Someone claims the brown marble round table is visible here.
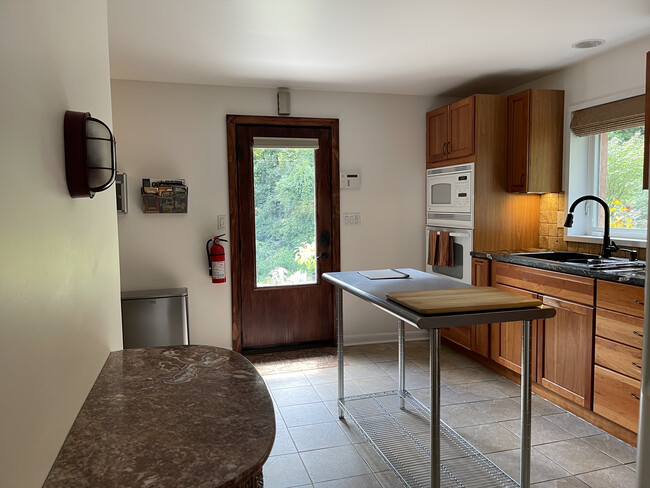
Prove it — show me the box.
[44,346,275,487]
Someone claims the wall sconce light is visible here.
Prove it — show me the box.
[64,110,117,198]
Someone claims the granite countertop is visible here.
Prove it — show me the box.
[44,345,275,488]
[472,249,645,287]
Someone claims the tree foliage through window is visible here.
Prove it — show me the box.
[253,148,317,286]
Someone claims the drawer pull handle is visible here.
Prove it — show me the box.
[634,299,644,305]
[631,393,640,401]
[633,362,642,369]
[634,331,644,338]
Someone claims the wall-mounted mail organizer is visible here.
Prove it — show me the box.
[141,179,188,213]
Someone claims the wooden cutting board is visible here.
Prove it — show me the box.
[386,287,542,315]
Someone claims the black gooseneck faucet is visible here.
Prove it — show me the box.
[564,195,618,258]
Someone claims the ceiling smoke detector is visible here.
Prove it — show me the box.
[572,38,606,49]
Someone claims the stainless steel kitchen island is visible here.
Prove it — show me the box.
[322,268,556,488]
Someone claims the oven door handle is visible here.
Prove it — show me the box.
[449,232,470,238]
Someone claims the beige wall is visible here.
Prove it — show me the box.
[0,2,122,486]
[111,81,448,346]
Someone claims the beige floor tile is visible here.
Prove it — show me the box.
[485,447,571,484]
[581,434,637,464]
[441,366,502,385]
[265,371,312,390]
[273,385,323,407]
[544,412,604,438]
[576,465,637,488]
[513,394,566,416]
[280,402,335,427]
[353,376,399,395]
[313,473,382,488]
[472,398,522,422]
[531,476,589,487]
[270,427,298,456]
[440,402,496,428]
[264,453,312,488]
[535,438,619,475]
[454,423,521,453]
[300,445,372,483]
[499,416,574,445]
[448,381,509,402]
[289,421,352,451]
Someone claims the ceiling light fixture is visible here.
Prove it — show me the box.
[572,38,606,49]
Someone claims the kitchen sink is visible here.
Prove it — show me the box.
[510,251,646,270]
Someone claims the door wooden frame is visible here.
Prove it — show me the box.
[226,115,340,352]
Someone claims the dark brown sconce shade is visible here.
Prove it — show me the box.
[64,110,116,198]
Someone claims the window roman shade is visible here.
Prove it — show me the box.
[570,94,645,137]
[252,137,319,149]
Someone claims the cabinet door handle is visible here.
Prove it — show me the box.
[634,299,644,305]
[631,393,640,401]
[634,331,644,338]
[632,362,642,369]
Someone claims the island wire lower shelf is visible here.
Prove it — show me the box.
[341,391,518,488]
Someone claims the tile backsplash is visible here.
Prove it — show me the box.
[539,193,646,260]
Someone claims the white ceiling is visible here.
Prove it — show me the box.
[107,0,650,97]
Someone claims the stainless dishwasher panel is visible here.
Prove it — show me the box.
[121,288,189,349]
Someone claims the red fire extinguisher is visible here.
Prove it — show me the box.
[206,234,227,283]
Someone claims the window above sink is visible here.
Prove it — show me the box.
[566,93,647,247]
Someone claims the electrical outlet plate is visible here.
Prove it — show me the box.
[343,212,361,226]
[217,215,226,230]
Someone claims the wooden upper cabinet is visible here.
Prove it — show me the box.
[448,97,475,159]
[426,96,475,163]
[426,106,449,163]
[507,89,564,193]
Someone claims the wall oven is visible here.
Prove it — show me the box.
[425,226,473,284]
[426,163,474,228]
[425,162,475,284]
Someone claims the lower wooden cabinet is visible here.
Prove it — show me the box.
[538,295,594,409]
[491,262,595,409]
[440,257,490,356]
[593,365,640,433]
[593,279,644,434]
[490,283,539,380]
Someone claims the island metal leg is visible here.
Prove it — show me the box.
[520,319,532,488]
[398,319,405,409]
[430,328,441,488]
[336,287,345,419]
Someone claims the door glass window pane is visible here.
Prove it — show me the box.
[253,147,317,287]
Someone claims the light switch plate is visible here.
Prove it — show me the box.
[343,212,361,226]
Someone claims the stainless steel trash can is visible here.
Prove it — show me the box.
[120,288,189,349]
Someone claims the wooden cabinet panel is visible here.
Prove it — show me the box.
[596,280,645,317]
[490,283,538,379]
[425,96,474,163]
[595,308,644,349]
[594,365,640,433]
[595,336,642,381]
[448,97,474,159]
[507,90,530,192]
[507,89,563,193]
[493,261,595,305]
[426,106,448,163]
[539,295,594,409]
[441,326,472,350]
[471,257,490,357]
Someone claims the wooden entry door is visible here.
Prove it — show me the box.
[227,115,340,352]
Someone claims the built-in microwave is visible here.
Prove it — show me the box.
[426,162,474,228]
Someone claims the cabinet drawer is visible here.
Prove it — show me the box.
[595,308,644,349]
[593,365,640,433]
[493,261,594,305]
[597,280,645,317]
[594,336,642,381]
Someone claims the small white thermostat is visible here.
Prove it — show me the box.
[340,171,361,189]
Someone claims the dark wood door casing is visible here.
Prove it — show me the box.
[226,115,340,352]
